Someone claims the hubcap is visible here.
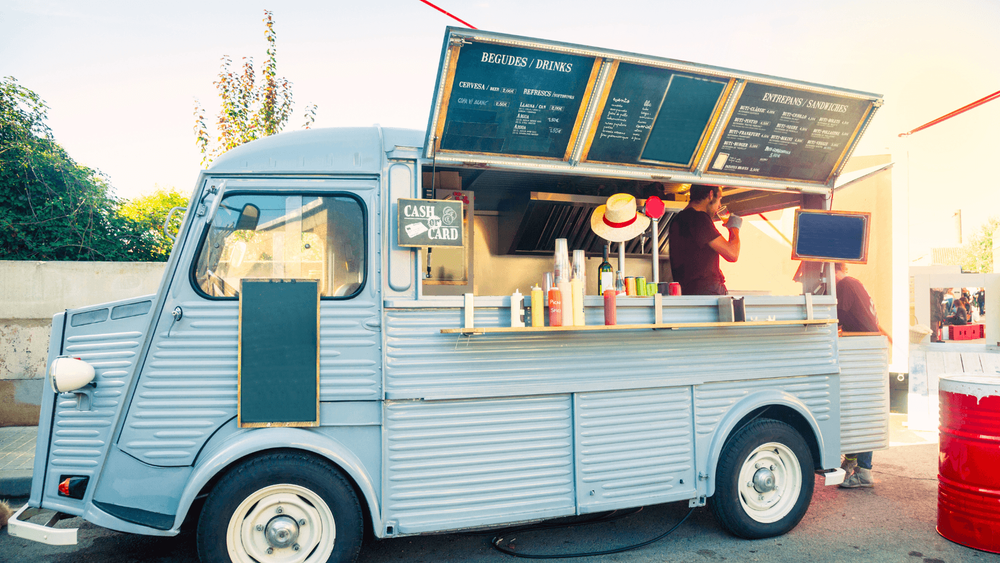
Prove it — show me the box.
[226,485,336,563]
[265,515,300,548]
[737,442,802,524]
[752,468,776,493]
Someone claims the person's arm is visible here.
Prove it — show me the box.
[708,226,740,262]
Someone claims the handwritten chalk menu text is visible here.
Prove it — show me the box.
[709,83,871,183]
[397,199,464,248]
[439,43,595,158]
[586,64,727,167]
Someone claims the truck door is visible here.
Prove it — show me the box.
[114,180,381,470]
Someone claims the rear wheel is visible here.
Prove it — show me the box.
[709,419,814,539]
[197,452,363,563]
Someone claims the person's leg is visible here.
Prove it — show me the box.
[840,451,874,488]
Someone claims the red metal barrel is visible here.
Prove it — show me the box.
[938,375,1000,553]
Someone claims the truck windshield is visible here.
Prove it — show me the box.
[193,193,366,298]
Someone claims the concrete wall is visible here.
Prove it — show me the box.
[0,261,166,425]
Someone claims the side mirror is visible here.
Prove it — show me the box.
[236,204,260,231]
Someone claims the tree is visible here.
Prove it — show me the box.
[194,10,317,167]
[118,185,189,260]
[958,216,1000,273]
[1,77,162,261]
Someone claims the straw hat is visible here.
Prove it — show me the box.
[590,193,651,242]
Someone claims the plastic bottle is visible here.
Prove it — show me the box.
[548,285,562,327]
[530,285,544,327]
[571,277,585,326]
[510,289,524,327]
[604,289,617,325]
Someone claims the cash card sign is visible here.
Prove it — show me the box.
[397,198,464,248]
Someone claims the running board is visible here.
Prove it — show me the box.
[816,468,847,486]
[8,503,78,546]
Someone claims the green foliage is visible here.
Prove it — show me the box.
[118,185,189,260]
[1,76,165,261]
[959,216,1000,273]
[194,10,317,167]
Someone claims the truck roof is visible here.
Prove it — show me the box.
[208,127,424,176]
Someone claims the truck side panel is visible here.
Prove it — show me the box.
[383,297,839,401]
[838,335,890,454]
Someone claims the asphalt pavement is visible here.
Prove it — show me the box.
[2,416,998,563]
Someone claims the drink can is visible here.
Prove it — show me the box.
[625,277,636,296]
[647,282,658,296]
[636,276,646,296]
[668,282,681,296]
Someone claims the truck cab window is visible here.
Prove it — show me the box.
[194,194,366,298]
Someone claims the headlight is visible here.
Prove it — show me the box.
[49,357,95,393]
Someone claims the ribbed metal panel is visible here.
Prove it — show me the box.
[575,388,696,511]
[384,396,575,534]
[119,300,382,465]
[41,300,150,511]
[694,375,835,438]
[384,303,838,400]
[838,336,889,453]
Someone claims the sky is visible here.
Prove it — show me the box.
[3,0,999,261]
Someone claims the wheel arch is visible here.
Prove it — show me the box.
[171,427,381,536]
[704,390,825,498]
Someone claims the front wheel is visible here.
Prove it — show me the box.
[197,451,363,563]
[709,419,814,539]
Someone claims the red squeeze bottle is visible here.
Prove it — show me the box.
[603,289,617,325]
[548,287,562,327]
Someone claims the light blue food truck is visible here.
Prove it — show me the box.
[11,28,889,563]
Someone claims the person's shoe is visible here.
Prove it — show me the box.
[839,467,874,488]
[841,456,858,477]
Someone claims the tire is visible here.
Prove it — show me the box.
[197,451,363,563]
[709,419,814,539]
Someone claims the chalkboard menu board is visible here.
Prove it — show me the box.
[239,279,319,427]
[586,64,728,166]
[792,210,870,263]
[708,83,871,183]
[438,42,596,158]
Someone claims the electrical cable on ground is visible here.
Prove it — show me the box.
[490,506,696,559]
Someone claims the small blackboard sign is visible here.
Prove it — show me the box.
[792,210,870,263]
[398,198,464,247]
[708,83,872,183]
[437,42,596,159]
[239,279,319,427]
[586,64,727,167]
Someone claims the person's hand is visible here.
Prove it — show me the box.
[725,214,742,230]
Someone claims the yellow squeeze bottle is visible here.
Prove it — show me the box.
[531,285,544,327]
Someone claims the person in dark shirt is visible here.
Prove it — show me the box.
[668,185,741,295]
[835,261,891,489]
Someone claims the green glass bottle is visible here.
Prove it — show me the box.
[597,244,614,295]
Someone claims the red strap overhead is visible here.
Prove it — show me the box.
[899,89,1000,137]
[418,0,477,29]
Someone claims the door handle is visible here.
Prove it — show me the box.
[363,318,380,331]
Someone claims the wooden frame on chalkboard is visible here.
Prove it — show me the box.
[791,209,870,264]
[429,36,603,162]
[704,81,880,186]
[579,60,735,170]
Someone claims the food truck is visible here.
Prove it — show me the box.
[11,28,889,563]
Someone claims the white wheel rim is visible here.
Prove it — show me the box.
[227,484,336,563]
[736,441,802,524]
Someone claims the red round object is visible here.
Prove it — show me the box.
[643,196,665,220]
[938,375,1000,554]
